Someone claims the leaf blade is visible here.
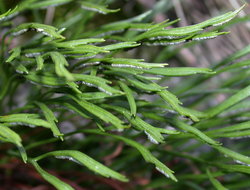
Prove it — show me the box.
[34,150,128,182]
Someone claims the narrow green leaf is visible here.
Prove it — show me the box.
[135,26,201,42]
[215,44,250,69]
[26,73,68,87]
[159,90,199,121]
[0,114,51,128]
[50,52,74,81]
[104,58,167,69]
[209,130,250,139]
[73,74,123,95]
[129,22,162,31]
[135,5,244,43]
[218,164,250,175]
[17,146,28,164]
[119,81,137,116]
[30,0,72,9]
[0,124,22,146]
[174,45,250,95]
[77,92,122,100]
[206,85,250,117]
[35,55,44,71]
[224,100,250,114]
[106,67,144,75]
[132,116,175,144]
[80,2,120,14]
[0,76,15,100]
[0,124,27,163]
[213,146,250,165]
[26,72,122,95]
[84,22,129,37]
[144,38,187,46]
[206,121,250,134]
[192,31,228,41]
[196,4,245,27]
[82,129,178,181]
[54,38,105,48]
[10,23,65,39]
[173,118,221,146]
[67,81,82,94]
[34,150,128,182]
[0,6,18,22]
[103,105,179,144]
[127,77,165,92]
[15,63,29,74]
[103,42,140,51]
[145,67,215,76]
[206,169,228,190]
[61,45,108,54]
[6,47,21,63]
[35,102,63,140]
[69,95,127,130]
[62,102,91,119]
[22,48,51,58]
[216,60,250,74]
[31,160,74,190]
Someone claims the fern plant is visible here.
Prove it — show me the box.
[0,0,250,189]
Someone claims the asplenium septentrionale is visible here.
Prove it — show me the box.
[0,0,250,189]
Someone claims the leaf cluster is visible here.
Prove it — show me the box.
[0,0,249,189]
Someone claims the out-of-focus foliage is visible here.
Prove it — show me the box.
[0,0,249,189]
